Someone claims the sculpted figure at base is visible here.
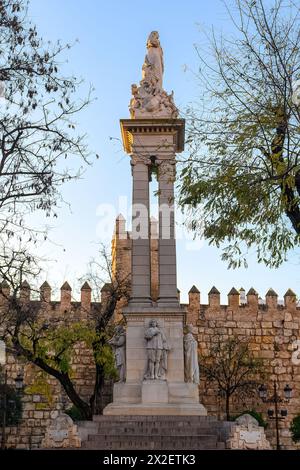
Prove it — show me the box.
[144,319,170,380]
[108,325,126,382]
[129,31,178,119]
[184,324,200,384]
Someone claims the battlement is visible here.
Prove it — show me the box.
[187,285,298,311]
[186,285,299,326]
[111,215,299,317]
[0,280,110,319]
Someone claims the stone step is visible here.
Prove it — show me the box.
[78,415,229,450]
[83,443,221,450]
[82,435,219,450]
[87,433,217,440]
[92,415,218,423]
[79,421,220,430]
[83,426,219,435]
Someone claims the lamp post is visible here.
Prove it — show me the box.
[258,381,292,450]
[15,373,24,394]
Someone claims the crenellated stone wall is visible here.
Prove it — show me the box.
[0,281,112,449]
[185,285,300,450]
[111,215,300,449]
[1,215,300,449]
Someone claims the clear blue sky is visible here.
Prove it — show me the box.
[26,0,300,302]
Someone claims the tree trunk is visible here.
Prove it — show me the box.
[270,111,300,235]
[225,393,230,421]
[90,333,107,415]
[12,338,92,420]
[59,373,92,420]
[90,364,105,415]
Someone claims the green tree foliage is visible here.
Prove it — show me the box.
[0,366,22,426]
[290,414,300,442]
[200,335,266,420]
[179,0,300,267]
[0,246,129,420]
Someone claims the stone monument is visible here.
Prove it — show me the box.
[103,31,206,415]
[184,324,200,384]
[108,325,126,382]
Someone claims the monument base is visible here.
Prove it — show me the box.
[103,402,207,416]
[103,306,207,417]
[103,380,207,416]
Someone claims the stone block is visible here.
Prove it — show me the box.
[113,382,141,404]
[103,402,207,416]
[168,382,199,404]
[142,380,168,403]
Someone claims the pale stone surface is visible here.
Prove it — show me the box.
[184,324,200,384]
[113,382,141,403]
[108,325,126,382]
[142,380,168,403]
[157,161,178,306]
[41,414,81,448]
[226,418,271,450]
[168,382,199,404]
[103,403,207,416]
[130,159,152,306]
[236,413,259,428]
[129,32,178,119]
[144,319,170,380]
[122,309,186,384]
[103,308,207,416]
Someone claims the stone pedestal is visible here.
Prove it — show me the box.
[103,307,207,416]
[104,33,207,417]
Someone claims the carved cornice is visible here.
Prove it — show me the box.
[120,118,185,154]
[124,315,185,323]
[123,308,186,323]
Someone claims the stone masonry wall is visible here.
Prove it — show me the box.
[112,216,300,450]
[186,286,300,450]
[0,283,112,449]
[2,215,300,449]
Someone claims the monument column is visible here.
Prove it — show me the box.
[130,156,152,306]
[103,31,206,416]
[157,159,178,306]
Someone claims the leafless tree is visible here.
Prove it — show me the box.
[0,244,130,419]
[180,0,300,268]
[200,335,265,419]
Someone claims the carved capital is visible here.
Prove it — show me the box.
[130,154,152,167]
[157,159,176,181]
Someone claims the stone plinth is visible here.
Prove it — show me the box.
[142,380,168,403]
[103,402,207,416]
[103,306,207,416]
[123,307,185,383]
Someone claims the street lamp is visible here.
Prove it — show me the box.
[14,373,24,393]
[258,381,292,450]
[258,384,267,400]
[283,384,292,400]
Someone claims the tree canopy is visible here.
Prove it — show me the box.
[200,335,265,419]
[179,0,300,268]
[0,0,91,272]
[0,245,130,419]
